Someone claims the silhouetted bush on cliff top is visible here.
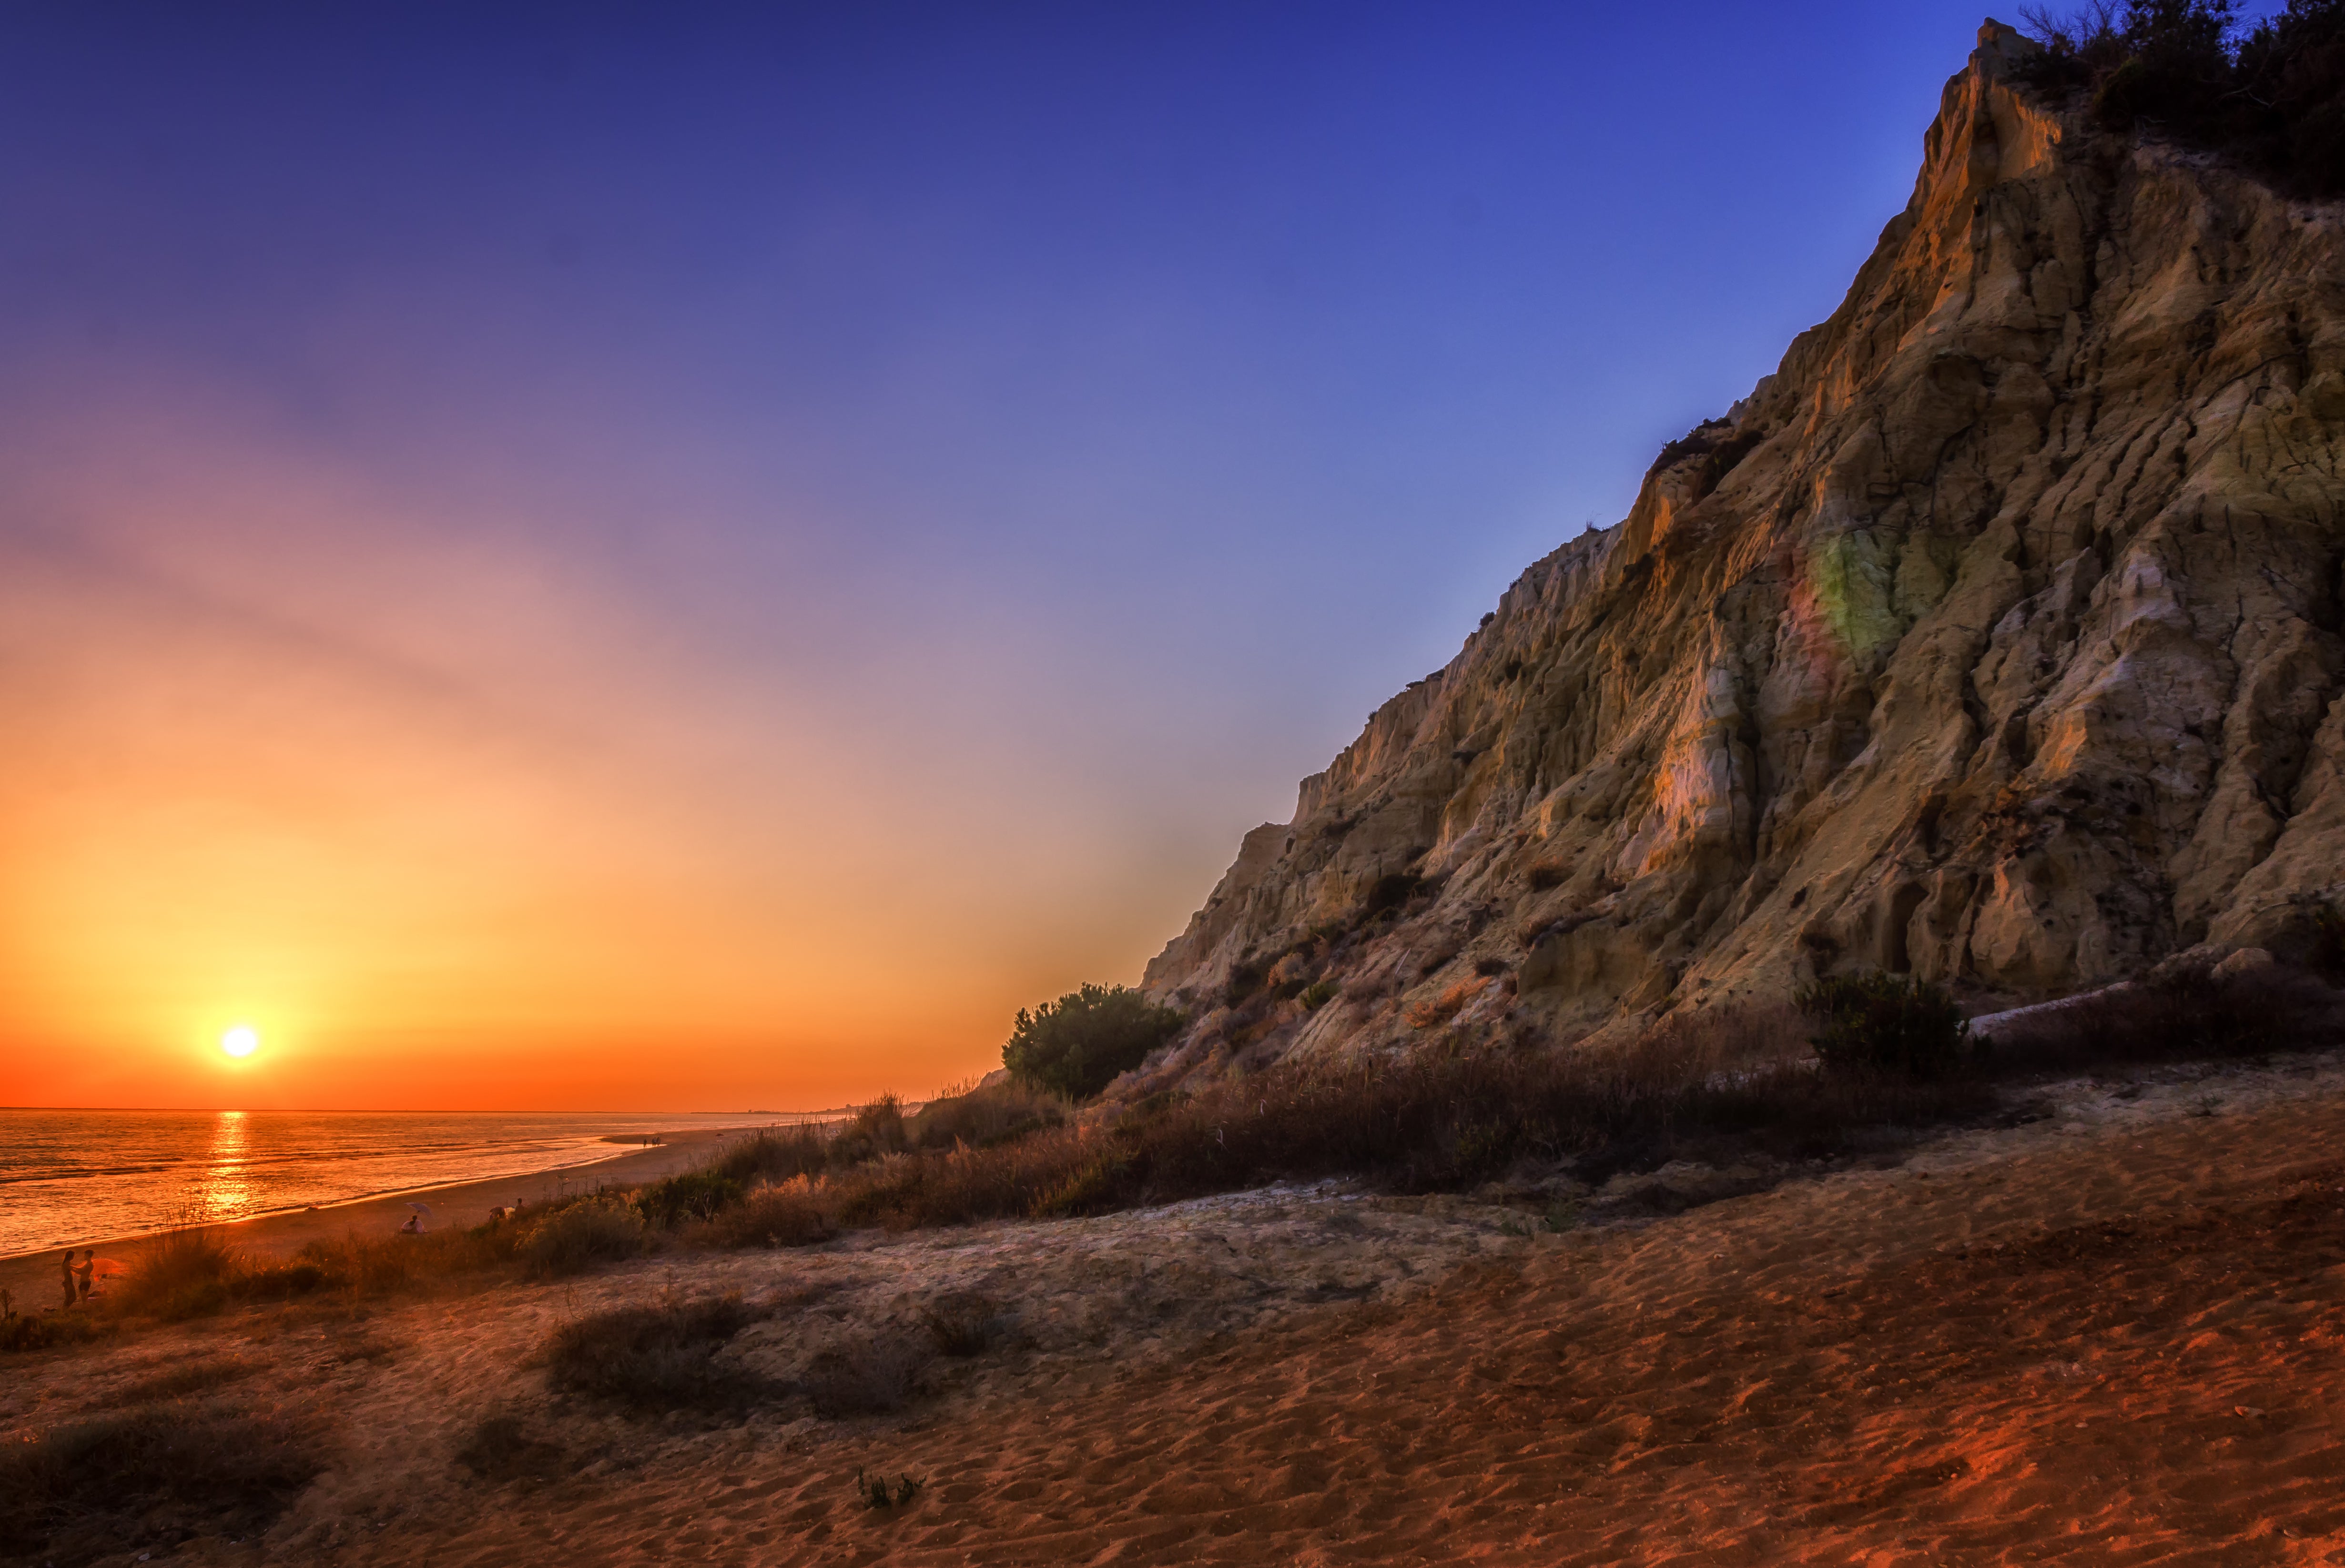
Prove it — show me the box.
[2018,0,2345,196]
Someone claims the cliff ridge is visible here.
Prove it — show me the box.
[1137,21,2345,1087]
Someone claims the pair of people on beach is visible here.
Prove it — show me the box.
[59,1248,95,1307]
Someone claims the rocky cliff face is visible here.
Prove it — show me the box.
[1134,21,2345,1087]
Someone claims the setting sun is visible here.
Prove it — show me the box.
[221,1024,259,1058]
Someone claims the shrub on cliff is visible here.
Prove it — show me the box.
[1796,972,1975,1079]
[1003,984,1184,1101]
[907,1078,1065,1150]
[2019,0,2345,196]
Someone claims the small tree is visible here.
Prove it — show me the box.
[1003,984,1185,1101]
[1795,972,1974,1079]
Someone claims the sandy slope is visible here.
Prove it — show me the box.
[9,1059,2345,1566]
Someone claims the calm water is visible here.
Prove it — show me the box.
[0,1109,816,1258]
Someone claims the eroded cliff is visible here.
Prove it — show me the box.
[1133,21,2345,1088]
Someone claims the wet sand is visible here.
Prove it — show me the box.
[0,1128,751,1313]
[7,1054,2345,1564]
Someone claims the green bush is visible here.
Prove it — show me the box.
[1300,980,1340,1012]
[1796,972,1975,1079]
[1002,983,1184,1101]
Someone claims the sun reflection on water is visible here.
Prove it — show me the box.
[201,1110,253,1218]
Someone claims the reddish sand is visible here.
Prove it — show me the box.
[7,1065,2345,1565]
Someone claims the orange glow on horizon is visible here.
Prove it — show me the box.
[0,404,1226,1114]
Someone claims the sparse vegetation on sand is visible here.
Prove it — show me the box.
[16,966,2331,1360]
[682,966,2337,1239]
[544,1291,780,1414]
[454,1412,569,1483]
[0,1408,323,1563]
[854,1467,925,1510]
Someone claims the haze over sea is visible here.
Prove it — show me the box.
[0,1109,814,1259]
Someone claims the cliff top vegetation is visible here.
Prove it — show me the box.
[2017,0,2345,194]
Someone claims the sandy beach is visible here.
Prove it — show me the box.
[7,1054,2345,1564]
[0,1128,754,1317]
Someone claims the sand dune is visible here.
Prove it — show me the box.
[8,1056,2345,1565]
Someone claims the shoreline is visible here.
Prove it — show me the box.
[0,1126,763,1310]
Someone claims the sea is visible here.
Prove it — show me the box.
[0,1109,826,1259]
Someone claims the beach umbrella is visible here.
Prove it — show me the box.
[407,1202,434,1216]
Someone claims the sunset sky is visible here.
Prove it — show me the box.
[0,3,2286,1112]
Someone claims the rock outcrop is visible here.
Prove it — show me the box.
[1135,20,2345,1087]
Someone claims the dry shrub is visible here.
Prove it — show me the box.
[728,999,1994,1233]
[1994,968,2339,1068]
[454,1412,568,1482]
[711,1123,838,1185]
[292,1220,518,1297]
[695,1177,832,1248]
[1406,978,1489,1029]
[824,1124,1109,1228]
[0,1309,112,1355]
[633,1170,746,1231]
[917,1292,1005,1357]
[515,1195,648,1277]
[907,1079,1067,1151]
[0,1408,323,1563]
[683,974,2336,1246]
[805,1334,930,1416]
[544,1293,775,1414]
[113,1224,245,1321]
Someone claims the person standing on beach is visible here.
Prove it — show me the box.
[73,1250,96,1304]
[60,1249,77,1309]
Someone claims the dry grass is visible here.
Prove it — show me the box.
[805,1333,931,1417]
[102,1357,256,1407]
[692,1176,832,1248]
[686,975,2340,1241]
[0,1408,324,1564]
[0,1308,113,1355]
[695,1002,1995,1235]
[1991,969,2340,1070]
